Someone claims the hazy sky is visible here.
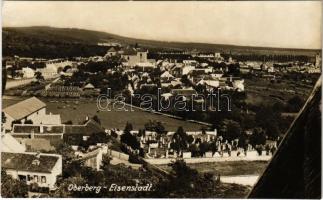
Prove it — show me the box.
[3,1,322,49]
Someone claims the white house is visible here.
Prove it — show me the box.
[182,65,196,75]
[46,60,73,71]
[197,79,220,91]
[22,67,35,78]
[1,152,62,190]
[160,71,174,81]
[79,147,106,171]
[3,97,46,130]
[214,52,222,59]
[232,79,245,92]
[121,47,148,66]
[105,47,118,57]
[3,97,61,130]
[37,65,57,78]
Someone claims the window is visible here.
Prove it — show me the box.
[41,176,46,183]
[34,175,39,182]
[18,175,27,182]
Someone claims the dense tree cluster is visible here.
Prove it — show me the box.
[1,171,28,198]
[120,122,140,150]
[155,159,249,198]
[144,120,166,135]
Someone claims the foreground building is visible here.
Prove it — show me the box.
[3,97,61,130]
[2,152,62,190]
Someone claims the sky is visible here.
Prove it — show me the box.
[2,1,322,49]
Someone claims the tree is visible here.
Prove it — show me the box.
[144,120,166,135]
[287,95,304,112]
[100,154,112,170]
[238,132,248,148]
[86,132,109,146]
[2,67,7,94]
[1,171,28,197]
[56,143,76,177]
[124,122,133,132]
[219,119,241,142]
[265,121,281,140]
[227,63,240,76]
[250,127,267,147]
[255,105,282,139]
[1,112,6,132]
[180,75,192,87]
[171,127,189,154]
[120,122,140,150]
[154,160,219,197]
[63,65,72,72]
[272,101,285,113]
[92,115,101,125]
[2,112,6,124]
[63,120,73,125]
[34,71,44,81]
[199,141,210,156]
[57,67,64,74]
[189,143,199,157]
[53,176,87,198]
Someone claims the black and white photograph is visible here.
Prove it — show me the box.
[1,1,322,198]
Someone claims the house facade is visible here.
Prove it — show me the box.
[2,152,62,190]
[3,97,47,130]
[121,47,148,66]
[22,67,35,78]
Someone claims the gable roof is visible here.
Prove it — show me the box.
[84,83,95,89]
[161,71,174,78]
[3,97,46,120]
[171,88,197,96]
[107,47,117,52]
[123,47,137,55]
[1,134,26,153]
[136,47,147,52]
[64,119,104,135]
[1,152,60,173]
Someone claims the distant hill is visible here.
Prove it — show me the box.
[3,26,320,58]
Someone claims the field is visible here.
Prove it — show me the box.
[159,160,268,176]
[2,96,206,131]
[244,77,314,107]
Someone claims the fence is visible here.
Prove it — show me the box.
[144,150,271,165]
[108,149,129,161]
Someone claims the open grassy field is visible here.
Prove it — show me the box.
[159,160,268,176]
[2,96,206,131]
[244,77,314,107]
